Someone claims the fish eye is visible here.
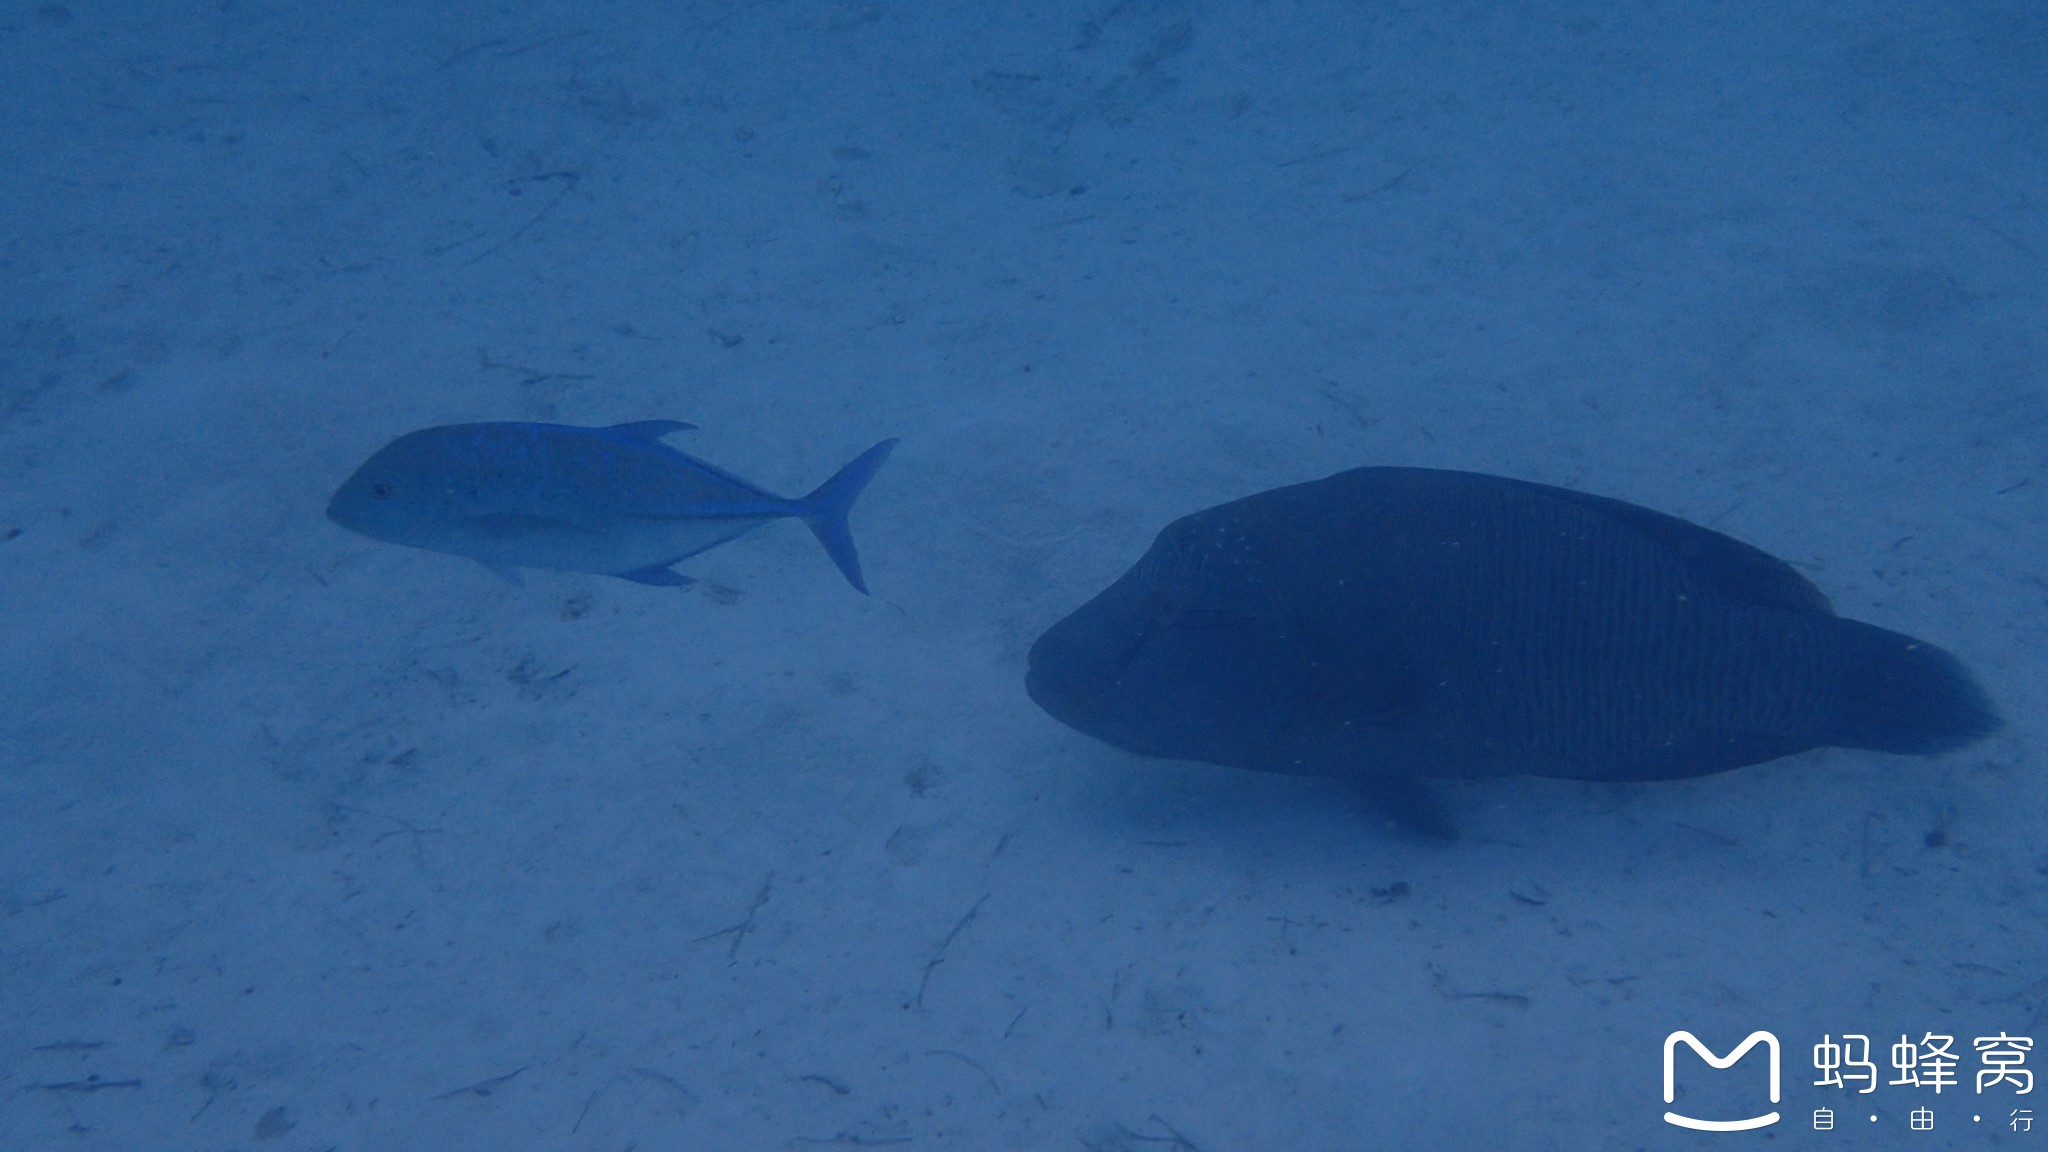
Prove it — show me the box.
[370,482,396,500]
[1145,584,1244,631]
[1145,584,1180,621]
[1169,606,1246,630]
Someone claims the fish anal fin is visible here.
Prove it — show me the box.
[604,420,696,442]
[616,564,696,588]
[1348,773,1459,840]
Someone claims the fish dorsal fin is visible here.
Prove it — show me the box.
[1544,485,1836,617]
[604,420,696,442]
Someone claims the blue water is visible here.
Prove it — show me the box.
[2,3,2041,1148]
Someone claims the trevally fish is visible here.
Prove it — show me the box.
[327,421,896,592]
[1026,466,2000,837]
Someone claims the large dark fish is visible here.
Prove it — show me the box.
[328,421,896,592]
[1025,466,2000,837]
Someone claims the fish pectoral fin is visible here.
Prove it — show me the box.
[1347,773,1459,840]
[1295,641,1424,729]
[616,564,696,588]
[463,513,593,537]
[627,508,785,523]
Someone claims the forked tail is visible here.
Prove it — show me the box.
[799,439,898,593]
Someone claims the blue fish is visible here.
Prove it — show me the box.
[327,421,897,592]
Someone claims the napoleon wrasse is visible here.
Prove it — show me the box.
[1026,467,2000,838]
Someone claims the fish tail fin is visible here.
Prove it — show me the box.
[798,439,897,594]
[1829,619,2001,754]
